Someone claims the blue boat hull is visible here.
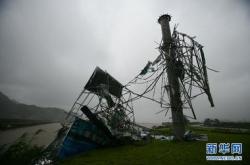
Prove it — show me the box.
[58,118,112,159]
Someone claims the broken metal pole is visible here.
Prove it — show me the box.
[81,106,115,141]
[158,14,185,140]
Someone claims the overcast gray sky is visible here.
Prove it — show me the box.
[0,0,249,123]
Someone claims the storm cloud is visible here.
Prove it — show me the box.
[0,0,249,123]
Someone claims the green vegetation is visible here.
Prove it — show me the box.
[1,126,249,165]
[203,118,250,129]
[0,135,44,165]
[61,128,250,165]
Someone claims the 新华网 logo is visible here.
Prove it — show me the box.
[206,143,242,161]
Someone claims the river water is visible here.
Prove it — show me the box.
[0,122,162,149]
[0,123,62,148]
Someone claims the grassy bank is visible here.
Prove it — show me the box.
[0,135,44,165]
[61,128,250,165]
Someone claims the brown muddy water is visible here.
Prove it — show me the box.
[0,123,62,147]
[0,122,162,150]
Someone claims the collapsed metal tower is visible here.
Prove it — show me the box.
[65,67,136,137]
[157,14,214,140]
[65,14,215,141]
[34,14,216,164]
[120,14,215,140]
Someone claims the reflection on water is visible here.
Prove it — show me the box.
[0,123,62,147]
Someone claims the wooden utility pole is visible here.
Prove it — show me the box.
[158,14,185,140]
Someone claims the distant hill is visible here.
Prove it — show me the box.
[0,91,67,128]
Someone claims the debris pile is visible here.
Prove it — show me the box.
[57,67,138,158]
[33,14,215,164]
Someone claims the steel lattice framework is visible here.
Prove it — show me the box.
[65,67,136,136]
[65,22,215,136]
